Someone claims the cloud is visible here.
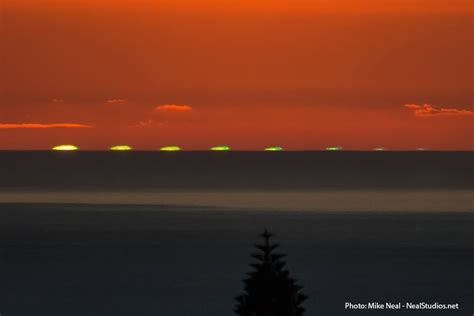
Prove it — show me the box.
[0,123,94,129]
[52,98,65,103]
[404,104,474,117]
[106,99,128,104]
[131,104,193,128]
[155,104,193,112]
[129,120,164,128]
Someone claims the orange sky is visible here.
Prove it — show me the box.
[1,0,473,150]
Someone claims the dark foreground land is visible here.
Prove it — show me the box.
[0,203,473,316]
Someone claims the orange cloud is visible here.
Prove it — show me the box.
[0,123,94,129]
[106,98,128,104]
[404,104,474,117]
[155,104,193,112]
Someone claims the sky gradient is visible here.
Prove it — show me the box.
[1,0,473,150]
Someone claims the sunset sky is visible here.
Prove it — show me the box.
[1,0,473,150]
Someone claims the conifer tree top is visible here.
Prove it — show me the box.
[235,229,308,316]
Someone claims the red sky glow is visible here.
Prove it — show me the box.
[1,0,472,150]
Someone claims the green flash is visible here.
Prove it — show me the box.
[265,146,283,151]
[110,145,133,151]
[326,146,343,151]
[211,146,231,151]
[373,147,386,151]
[52,144,79,151]
[160,146,182,151]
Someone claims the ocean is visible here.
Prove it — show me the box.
[0,152,472,315]
[1,151,472,191]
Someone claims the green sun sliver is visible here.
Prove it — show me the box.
[264,146,283,151]
[210,146,231,151]
[160,146,182,151]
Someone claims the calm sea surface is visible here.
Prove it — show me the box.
[0,204,473,316]
[0,152,472,315]
[0,151,472,191]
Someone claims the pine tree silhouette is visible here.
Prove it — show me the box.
[235,229,307,316]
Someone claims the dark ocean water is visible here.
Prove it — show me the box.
[0,204,473,316]
[0,152,472,315]
[0,151,472,190]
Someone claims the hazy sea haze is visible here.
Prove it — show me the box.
[0,151,472,191]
